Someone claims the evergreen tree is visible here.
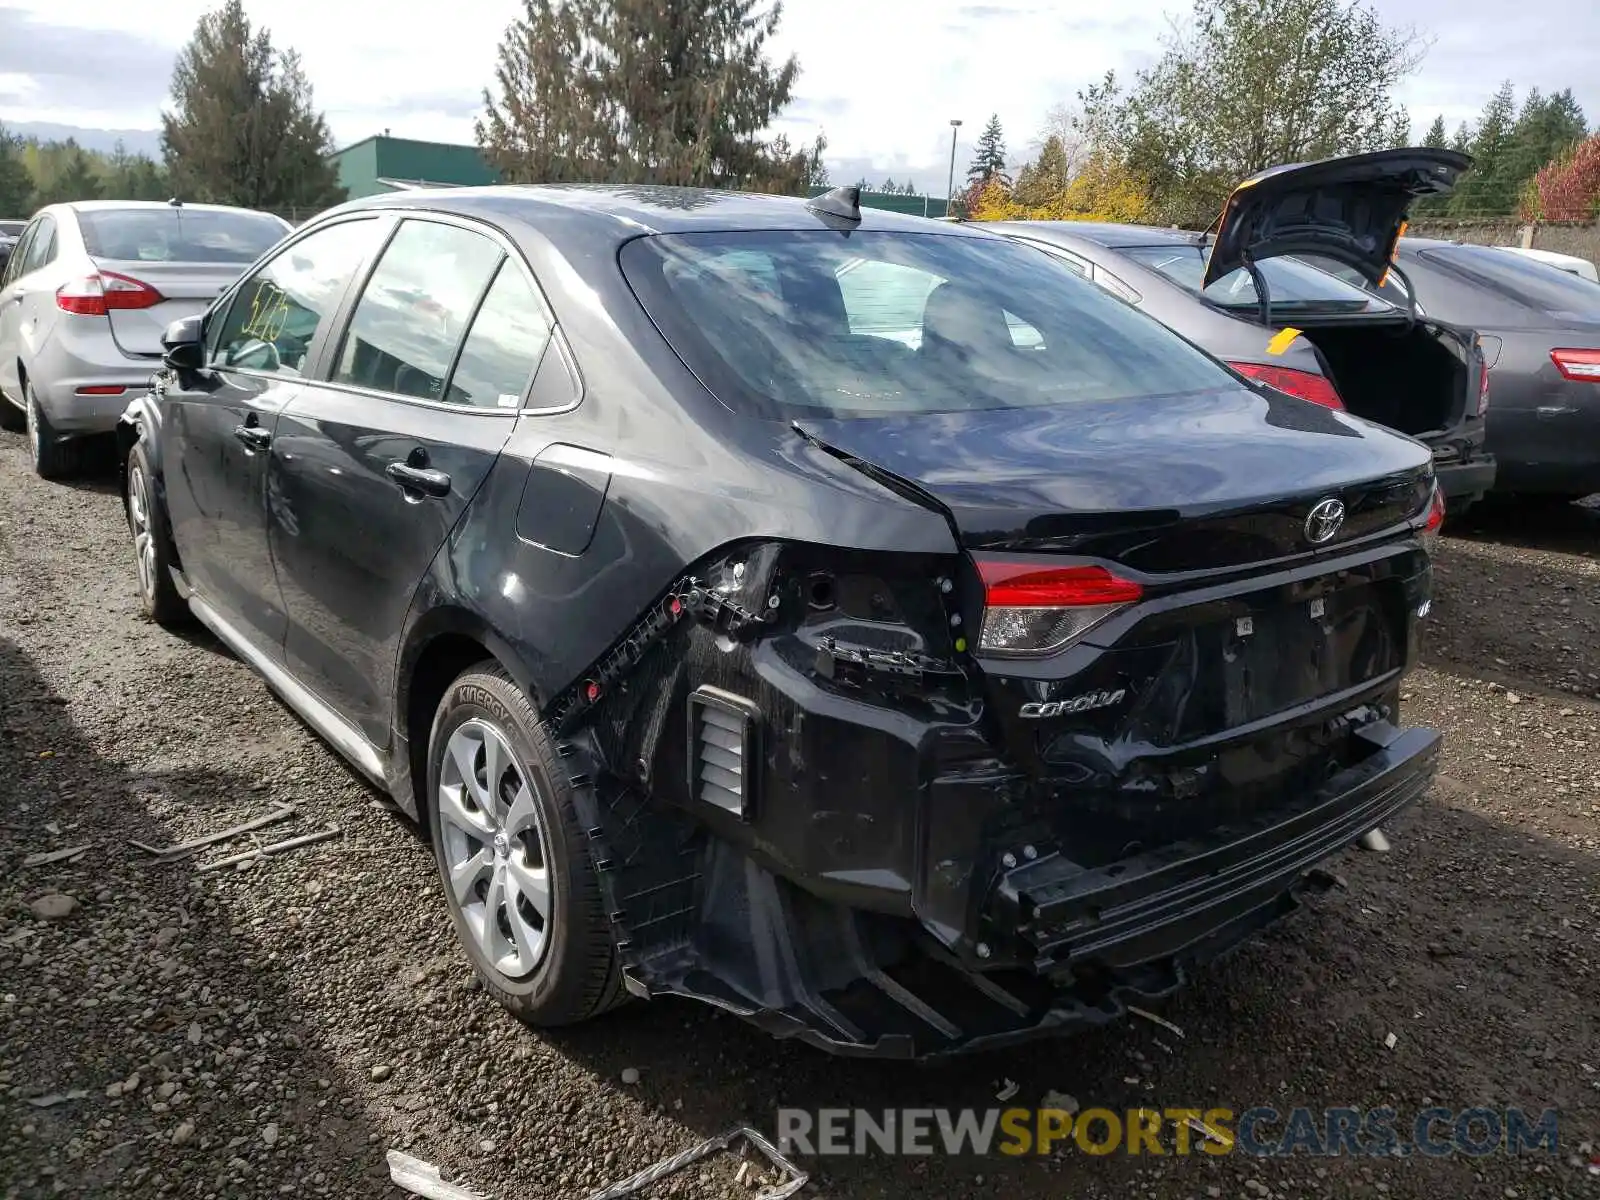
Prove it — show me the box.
[881,177,896,193]
[1422,115,1448,148]
[34,140,102,205]
[1013,134,1071,208]
[1450,122,1470,152]
[162,0,345,211]
[104,140,171,202]
[479,0,812,191]
[1502,87,1588,197]
[0,123,32,216]
[966,114,1009,186]
[1387,108,1411,148]
[1449,81,1519,215]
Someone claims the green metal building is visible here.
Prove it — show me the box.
[329,135,500,199]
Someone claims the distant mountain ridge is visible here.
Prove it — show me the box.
[5,121,164,158]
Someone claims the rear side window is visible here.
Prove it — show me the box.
[445,264,552,409]
[332,219,504,403]
[622,230,1233,419]
[79,208,287,264]
[1420,244,1600,320]
[209,218,383,376]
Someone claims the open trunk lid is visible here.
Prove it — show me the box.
[796,387,1434,571]
[1203,148,1472,290]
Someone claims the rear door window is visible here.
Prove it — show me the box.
[208,218,383,376]
[331,219,504,403]
[79,208,287,264]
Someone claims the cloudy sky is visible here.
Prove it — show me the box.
[2,0,1597,192]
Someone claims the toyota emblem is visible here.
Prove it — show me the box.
[1304,497,1346,544]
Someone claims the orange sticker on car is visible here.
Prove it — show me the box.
[1266,327,1302,356]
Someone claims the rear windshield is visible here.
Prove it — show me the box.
[1122,244,1391,315]
[78,208,287,264]
[1417,244,1600,320]
[620,230,1235,419]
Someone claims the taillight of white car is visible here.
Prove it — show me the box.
[55,271,165,317]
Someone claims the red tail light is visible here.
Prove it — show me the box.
[1228,361,1344,410]
[1419,484,1445,553]
[1424,486,1445,534]
[1550,347,1600,383]
[975,560,1143,658]
[55,271,164,317]
[1477,360,1491,414]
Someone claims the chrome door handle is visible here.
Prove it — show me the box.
[385,462,451,498]
[233,424,272,450]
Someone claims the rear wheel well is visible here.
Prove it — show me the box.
[404,634,499,820]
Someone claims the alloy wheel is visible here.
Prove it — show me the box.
[127,463,156,602]
[437,719,554,979]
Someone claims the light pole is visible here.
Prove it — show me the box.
[946,119,963,217]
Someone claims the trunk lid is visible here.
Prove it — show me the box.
[92,260,241,358]
[1203,149,1472,290]
[797,386,1433,571]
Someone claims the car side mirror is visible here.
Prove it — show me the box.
[161,314,205,372]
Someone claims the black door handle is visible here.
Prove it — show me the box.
[233,424,272,450]
[386,461,452,498]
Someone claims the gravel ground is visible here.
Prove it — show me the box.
[1,433,1597,1200]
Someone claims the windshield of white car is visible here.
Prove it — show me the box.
[79,208,287,264]
[1121,244,1392,315]
[622,230,1239,419]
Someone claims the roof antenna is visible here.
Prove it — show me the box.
[807,185,861,223]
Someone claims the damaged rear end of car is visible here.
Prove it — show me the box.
[541,221,1444,1059]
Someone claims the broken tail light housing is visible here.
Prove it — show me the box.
[56,271,164,317]
[975,560,1143,658]
[1228,361,1344,410]
[1550,347,1600,383]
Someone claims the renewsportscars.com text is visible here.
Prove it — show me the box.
[776,1106,1561,1158]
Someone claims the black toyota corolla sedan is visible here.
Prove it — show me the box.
[119,184,1444,1058]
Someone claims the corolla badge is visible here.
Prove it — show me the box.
[1019,688,1127,719]
[1304,497,1346,544]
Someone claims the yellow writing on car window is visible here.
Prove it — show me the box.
[240,280,291,343]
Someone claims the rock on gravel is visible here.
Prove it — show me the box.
[27,892,78,919]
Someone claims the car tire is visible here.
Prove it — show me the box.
[25,382,83,479]
[0,388,23,433]
[425,665,624,1027]
[125,438,189,627]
